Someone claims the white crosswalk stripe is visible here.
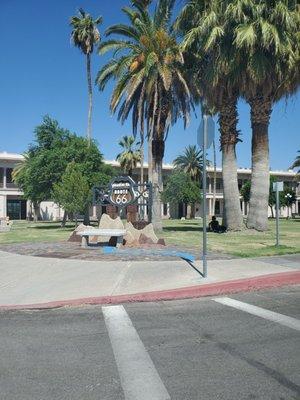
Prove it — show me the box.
[102,305,170,400]
[214,297,300,331]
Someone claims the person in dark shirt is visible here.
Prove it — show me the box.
[208,216,220,232]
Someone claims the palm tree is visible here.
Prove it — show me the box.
[173,144,207,218]
[70,9,102,144]
[231,0,300,231]
[176,0,244,230]
[173,145,205,182]
[116,135,141,176]
[96,0,193,231]
[212,138,217,216]
[290,151,300,174]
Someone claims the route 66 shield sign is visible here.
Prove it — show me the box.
[108,176,136,207]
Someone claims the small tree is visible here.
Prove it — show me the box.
[52,162,91,227]
[241,177,295,219]
[161,172,201,218]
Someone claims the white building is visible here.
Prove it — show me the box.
[0,152,299,220]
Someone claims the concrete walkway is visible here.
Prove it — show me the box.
[0,250,299,308]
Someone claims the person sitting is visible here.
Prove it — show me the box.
[208,216,220,232]
[208,216,227,233]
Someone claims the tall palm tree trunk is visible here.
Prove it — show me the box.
[247,95,272,231]
[140,131,144,184]
[212,139,217,215]
[151,139,164,232]
[86,53,93,144]
[148,137,153,183]
[219,97,243,230]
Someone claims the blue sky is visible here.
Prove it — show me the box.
[0,0,299,170]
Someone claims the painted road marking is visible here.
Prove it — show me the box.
[102,305,170,400]
[214,297,300,332]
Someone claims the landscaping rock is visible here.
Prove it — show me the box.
[124,230,135,245]
[124,222,163,247]
[139,233,155,245]
[97,214,125,243]
[68,223,96,243]
[157,238,166,246]
[67,231,80,243]
[125,222,141,242]
[141,223,159,243]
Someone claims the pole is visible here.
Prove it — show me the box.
[276,182,279,246]
[202,115,207,277]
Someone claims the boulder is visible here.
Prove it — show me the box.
[157,238,166,246]
[124,222,163,247]
[123,230,136,245]
[68,223,96,243]
[97,214,125,243]
[68,231,81,243]
[141,223,159,243]
[139,233,155,245]
[125,222,141,242]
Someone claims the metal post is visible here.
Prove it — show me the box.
[202,115,207,277]
[276,182,279,246]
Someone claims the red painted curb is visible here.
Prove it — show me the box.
[1,271,300,311]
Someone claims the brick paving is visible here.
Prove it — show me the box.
[0,241,235,261]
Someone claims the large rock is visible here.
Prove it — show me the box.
[141,223,159,243]
[68,223,96,243]
[97,214,125,243]
[139,233,155,245]
[124,222,141,244]
[124,222,162,246]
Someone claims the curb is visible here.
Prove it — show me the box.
[1,271,300,311]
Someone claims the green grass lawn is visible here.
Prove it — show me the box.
[0,221,77,244]
[0,218,299,258]
[161,218,300,257]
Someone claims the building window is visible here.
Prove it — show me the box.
[215,200,220,215]
[216,178,223,190]
[6,168,16,188]
[0,168,3,187]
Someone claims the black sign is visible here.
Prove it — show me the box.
[93,176,152,211]
[109,176,136,206]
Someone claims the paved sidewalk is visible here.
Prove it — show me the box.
[0,250,299,309]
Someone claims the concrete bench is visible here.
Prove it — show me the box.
[77,229,126,248]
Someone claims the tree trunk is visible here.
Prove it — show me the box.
[247,95,272,231]
[61,210,67,228]
[83,206,90,226]
[33,202,40,222]
[219,97,243,230]
[186,204,192,219]
[212,139,217,215]
[140,130,144,185]
[191,204,195,219]
[147,139,152,185]
[86,53,93,145]
[270,205,274,219]
[151,139,164,232]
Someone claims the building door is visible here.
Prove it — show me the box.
[178,203,187,218]
[7,199,27,220]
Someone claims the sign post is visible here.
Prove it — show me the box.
[198,115,215,278]
[273,181,283,247]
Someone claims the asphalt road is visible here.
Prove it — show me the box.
[0,286,299,400]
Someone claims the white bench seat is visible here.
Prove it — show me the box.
[77,229,126,248]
